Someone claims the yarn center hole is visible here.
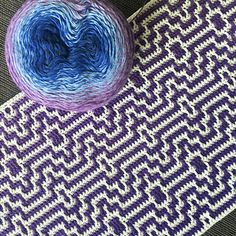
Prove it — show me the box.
[39,26,70,72]
[32,23,109,79]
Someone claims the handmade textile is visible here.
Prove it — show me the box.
[0,0,236,235]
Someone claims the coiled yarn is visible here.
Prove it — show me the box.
[5,0,134,112]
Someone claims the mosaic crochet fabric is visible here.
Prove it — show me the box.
[0,0,236,235]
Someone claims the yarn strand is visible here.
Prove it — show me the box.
[5,0,134,112]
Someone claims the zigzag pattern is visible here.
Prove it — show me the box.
[0,0,236,235]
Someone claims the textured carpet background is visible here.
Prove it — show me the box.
[0,0,23,105]
[0,0,235,235]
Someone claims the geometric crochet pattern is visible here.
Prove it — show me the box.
[0,0,236,235]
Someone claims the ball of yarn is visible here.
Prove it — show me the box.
[5,0,134,112]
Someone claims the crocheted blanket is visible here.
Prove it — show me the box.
[0,0,236,235]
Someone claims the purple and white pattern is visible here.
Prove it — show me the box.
[1,0,236,235]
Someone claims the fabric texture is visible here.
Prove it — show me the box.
[0,0,236,235]
[204,210,236,236]
[0,0,23,105]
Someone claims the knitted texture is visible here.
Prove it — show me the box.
[0,0,236,235]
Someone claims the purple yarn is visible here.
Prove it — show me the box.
[5,0,134,112]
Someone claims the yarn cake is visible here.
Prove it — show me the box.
[5,0,134,112]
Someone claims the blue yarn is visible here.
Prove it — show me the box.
[6,0,134,111]
[19,3,116,92]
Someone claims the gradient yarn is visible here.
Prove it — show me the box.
[5,0,134,112]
